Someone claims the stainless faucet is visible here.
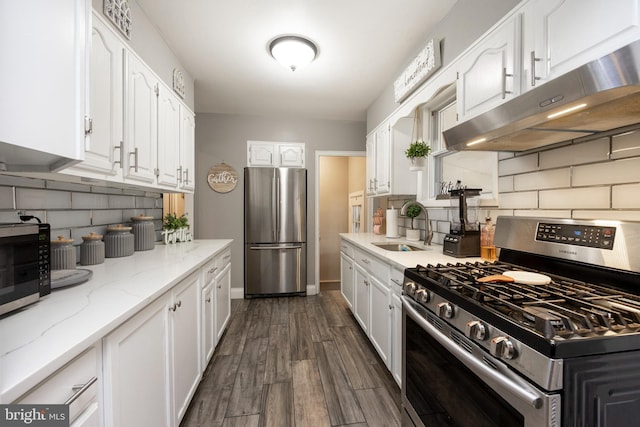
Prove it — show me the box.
[400,200,433,246]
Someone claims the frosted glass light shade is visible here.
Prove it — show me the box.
[269,36,317,72]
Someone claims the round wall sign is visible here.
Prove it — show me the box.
[207,163,238,193]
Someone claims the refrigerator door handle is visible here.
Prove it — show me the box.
[271,172,277,241]
[249,245,302,250]
[275,174,281,239]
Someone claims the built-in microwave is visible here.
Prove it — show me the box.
[0,223,51,316]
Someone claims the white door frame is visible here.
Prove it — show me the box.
[314,150,365,294]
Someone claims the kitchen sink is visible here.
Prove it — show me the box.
[372,242,426,252]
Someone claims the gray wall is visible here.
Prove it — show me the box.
[366,0,520,132]
[193,113,366,291]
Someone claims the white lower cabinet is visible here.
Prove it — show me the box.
[391,292,403,386]
[340,251,355,308]
[353,262,371,335]
[369,274,392,368]
[215,263,231,341]
[201,282,216,365]
[103,270,201,427]
[18,345,101,427]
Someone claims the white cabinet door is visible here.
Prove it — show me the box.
[391,292,403,386]
[170,271,201,426]
[278,144,305,167]
[457,14,521,122]
[525,0,640,89]
[201,283,215,366]
[215,263,231,341]
[180,106,196,191]
[374,124,391,194]
[103,296,171,427]
[365,134,376,196]
[157,85,181,188]
[340,251,355,309]
[0,0,87,167]
[369,275,391,368]
[72,13,124,179]
[248,142,275,166]
[124,52,158,185]
[353,262,370,335]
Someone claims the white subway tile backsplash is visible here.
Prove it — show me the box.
[0,212,20,222]
[612,183,640,208]
[108,195,136,209]
[0,186,14,209]
[573,158,640,186]
[513,169,570,191]
[47,210,91,229]
[513,210,571,218]
[47,181,92,193]
[498,176,513,192]
[72,192,109,209]
[0,175,45,188]
[499,153,538,176]
[539,187,610,209]
[136,196,156,209]
[16,188,71,210]
[91,186,122,195]
[499,191,538,209]
[611,130,640,160]
[539,138,609,169]
[573,210,640,221]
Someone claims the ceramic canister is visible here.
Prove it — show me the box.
[51,235,76,270]
[80,232,105,265]
[131,214,155,251]
[104,224,134,258]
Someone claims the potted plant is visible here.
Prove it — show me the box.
[404,203,422,241]
[405,140,431,170]
[162,213,192,244]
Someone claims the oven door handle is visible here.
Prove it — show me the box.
[402,296,544,410]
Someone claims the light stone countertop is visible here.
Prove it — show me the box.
[0,239,232,403]
[339,232,483,271]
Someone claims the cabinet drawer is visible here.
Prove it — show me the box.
[216,247,231,272]
[18,346,98,423]
[354,248,390,282]
[340,241,355,259]
[390,267,404,292]
[202,257,217,287]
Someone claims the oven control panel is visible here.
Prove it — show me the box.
[536,222,616,249]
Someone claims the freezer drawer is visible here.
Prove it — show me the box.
[244,243,306,297]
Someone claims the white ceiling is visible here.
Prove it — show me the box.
[136,0,457,121]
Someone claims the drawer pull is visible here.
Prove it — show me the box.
[208,267,218,274]
[64,376,97,406]
[361,258,370,264]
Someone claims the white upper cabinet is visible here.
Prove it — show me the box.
[365,123,391,195]
[456,13,522,122]
[247,141,305,167]
[179,106,196,191]
[124,52,159,185]
[157,84,182,188]
[0,0,88,170]
[365,134,376,196]
[524,0,640,90]
[69,13,124,179]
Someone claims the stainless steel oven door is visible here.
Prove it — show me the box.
[402,296,561,427]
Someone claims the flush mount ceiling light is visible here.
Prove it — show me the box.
[269,36,318,72]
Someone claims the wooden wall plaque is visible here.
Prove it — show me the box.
[207,163,238,193]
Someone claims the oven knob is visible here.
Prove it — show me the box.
[490,336,516,360]
[465,320,487,341]
[436,302,453,318]
[405,282,417,296]
[415,288,430,303]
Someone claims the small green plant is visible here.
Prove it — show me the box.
[163,213,189,230]
[405,204,422,229]
[405,140,431,159]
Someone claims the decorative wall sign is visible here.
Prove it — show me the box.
[104,0,132,39]
[173,68,185,99]
[394,39,441,103]
[208,163,238,193]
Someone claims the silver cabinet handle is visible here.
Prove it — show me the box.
[208,267,217,274]
[389,304,393,310]
[129,147,139,172]
[390,278,402,286]
[183,168,190,185]
[360,258,370,264]
[64,376,97,406]
[502,67,513,99]
[205,297,211,303]
[530,51,541,87]
[177,166,183,183]
[113,142,123,168]
[169,300,182,311]
[84,116,93,135]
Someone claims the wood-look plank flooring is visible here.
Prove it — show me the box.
[181,290,401,427]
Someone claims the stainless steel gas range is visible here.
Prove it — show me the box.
[401,216,640,427]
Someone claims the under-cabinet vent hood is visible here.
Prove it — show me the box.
[444,40,640,152]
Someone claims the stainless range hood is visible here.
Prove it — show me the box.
[444,40,640,152]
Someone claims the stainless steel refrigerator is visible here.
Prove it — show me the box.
[244,167,307,297]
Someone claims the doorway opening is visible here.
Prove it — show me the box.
[315,151,366,293]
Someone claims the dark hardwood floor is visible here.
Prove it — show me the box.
[181,290,401,427]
